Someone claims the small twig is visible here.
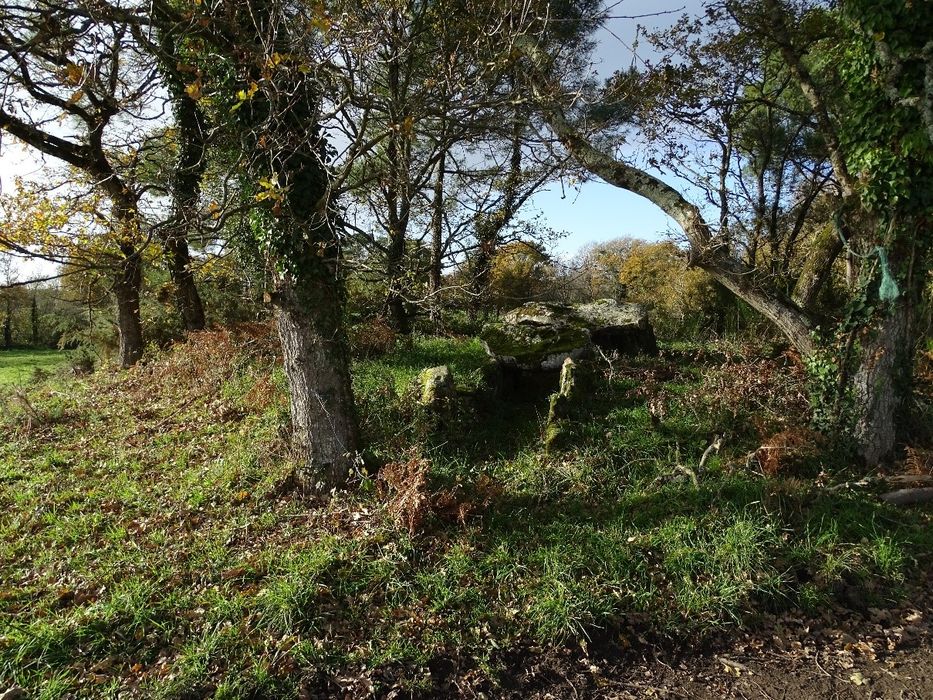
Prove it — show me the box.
[814,649,832,678]
[13,390,41,430]
[594,344,619,383]
[718,655,751,673]
[698,434,723,473]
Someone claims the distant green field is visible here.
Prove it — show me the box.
[0,349,68,386]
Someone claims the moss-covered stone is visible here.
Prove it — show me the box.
[545,358,577,453]
[480,300,656,370]
[480,320,589,370]
[417,365,455,407]
[543,419,566,453]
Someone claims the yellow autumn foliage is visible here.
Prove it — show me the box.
[578,238,718,337]
[488,240,554,310]
[0,179,153,269]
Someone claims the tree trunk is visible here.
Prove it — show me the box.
[429,138,447,329]
[276,274,359,494]
[792,224,843,308]
[262,108,360,494]
[382,21,413,336]
[469,100,524,321]
[385,221,410,335]
[31,293,39,345]
[198,0,362,495]
[2,300,11,349]
[851,298,912,465]
[165,235,206,331]
[468,222,496,324]
[113,253,144,368]
[706,260,815,355]
[161,33,208,332]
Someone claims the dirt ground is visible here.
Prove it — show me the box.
[484,570,933,700]
[310,566,933,699]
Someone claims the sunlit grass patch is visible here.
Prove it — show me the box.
[0,334,930,697]
[0,348,68,386]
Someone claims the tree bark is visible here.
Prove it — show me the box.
[469,99,524,321]
[429,134,447,329]
[176,0,362,496]
[791,224,843,309]
[267,151,361,493]
[468,220,496,324]
[2,299,11,349]
[113,251,144,368]
[276,274,359,493]
[382,10,413,335]
[161,31,207,331]
[30,293,39,345]
[270,173,361,493]
[385,221,410,334]
[851,298,912,464]
[165,234,206,332]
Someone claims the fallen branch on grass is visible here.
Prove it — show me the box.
[879,488,933,506]
[656,436,725,490]
[828,474,933,492]
[698,434,723,473]
[826,474,933,506]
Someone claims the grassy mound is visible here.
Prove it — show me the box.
[1,329,930,698]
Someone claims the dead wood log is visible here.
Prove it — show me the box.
[879,488,933,506]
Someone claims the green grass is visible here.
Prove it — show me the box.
[0,348,68,386]
[0,333,930,698]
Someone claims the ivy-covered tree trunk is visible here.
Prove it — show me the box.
[164,235,206,332]
[847,229,924,464]
[385,221,410,334]
[428,135,447,329]
[382,36,413,336]
[2,299,11,349]
[30,293,39,345]
[180,0,361,495]
[161,32,207,332]
[468,222,496,324]
[261,143,360,492]
[263,162,360,491]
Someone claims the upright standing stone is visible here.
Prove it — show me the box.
[545,357,577,453]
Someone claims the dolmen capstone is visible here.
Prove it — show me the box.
[480,299,658,371]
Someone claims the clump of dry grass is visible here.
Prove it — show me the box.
[348,317,397,358]
[754,427,826,476]
[378,455,433,535]
[377,455,502,535]
[123,322,280,406]
[685,355,810,435]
